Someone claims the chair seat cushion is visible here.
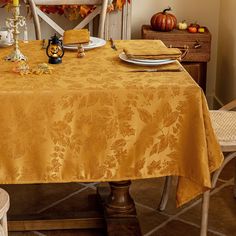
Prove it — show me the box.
[210,110,236,151]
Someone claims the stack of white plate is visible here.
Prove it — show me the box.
[63,37,106,50]
[0,42,13,48]
[119,52,176,66]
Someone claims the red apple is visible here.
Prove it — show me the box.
[188,26,197,33]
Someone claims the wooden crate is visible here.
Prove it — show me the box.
[141,25,212,92]
[141,25,211,62]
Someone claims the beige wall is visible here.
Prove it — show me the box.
[215,0,236,104]
[131,0,220,101]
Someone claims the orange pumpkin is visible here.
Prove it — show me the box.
[151,7,177,32]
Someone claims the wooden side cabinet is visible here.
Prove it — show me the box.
[141,25,211,92]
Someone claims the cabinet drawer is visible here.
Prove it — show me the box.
[141,25,211,62]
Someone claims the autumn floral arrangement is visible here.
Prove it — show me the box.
[0,0,131,20]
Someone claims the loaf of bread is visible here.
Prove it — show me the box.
[63,29,90,45]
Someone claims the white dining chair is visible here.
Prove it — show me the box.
[28,0,110,40]
[0,188,10,236]
[158,99,236,236]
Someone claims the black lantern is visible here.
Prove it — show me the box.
[46,34,64,64]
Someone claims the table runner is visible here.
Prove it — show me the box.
[0,40,223,206]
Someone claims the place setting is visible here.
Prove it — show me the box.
[62,28,106,52]
[116,40,183,72]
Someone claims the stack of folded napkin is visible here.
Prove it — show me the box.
[123,40,182,60]
[63,29,90,45]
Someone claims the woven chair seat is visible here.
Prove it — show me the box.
[210,110,236,151]
[0,188,9,236]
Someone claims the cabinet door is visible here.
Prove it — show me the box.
[182,62,207,92]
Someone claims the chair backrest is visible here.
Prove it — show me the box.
[28,0,109,40]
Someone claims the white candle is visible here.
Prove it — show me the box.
[24,27,28,43]
[13,0,19,7]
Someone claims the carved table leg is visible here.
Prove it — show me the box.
[97,181,142,236]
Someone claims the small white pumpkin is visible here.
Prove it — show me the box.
[178,21,188,30]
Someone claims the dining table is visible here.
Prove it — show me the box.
[0,39,223,235]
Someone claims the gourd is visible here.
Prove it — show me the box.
[150,7,177,32]
[178,21,188,30]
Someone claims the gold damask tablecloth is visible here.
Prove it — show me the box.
[0,40,223,206]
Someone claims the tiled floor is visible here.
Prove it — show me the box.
[1,160,235,236]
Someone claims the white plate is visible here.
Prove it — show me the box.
[132,58,172,63]
[0,42,13,48]
[63,36,106,50]
[119,53,176,66]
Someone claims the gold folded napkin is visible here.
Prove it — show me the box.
[123,40,182,60]
[63,29,90,45]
